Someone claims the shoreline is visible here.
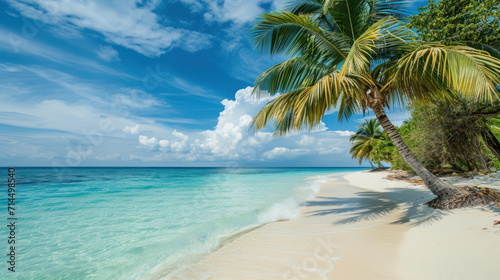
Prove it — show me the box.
[167,170,500,280]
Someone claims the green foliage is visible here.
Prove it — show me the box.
[378,105,500,172]
[402,0,500,172]
[409,0,500,53]
[370,132,397,166]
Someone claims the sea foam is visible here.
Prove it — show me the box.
[258,176,330,223]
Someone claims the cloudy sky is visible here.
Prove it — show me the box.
[0,0,424,167]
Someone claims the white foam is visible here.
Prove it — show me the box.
[257,177,330,224]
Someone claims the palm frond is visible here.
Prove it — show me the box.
[385,44,500,104]
[349,118,384,163]
[369,0,409,21]
[287,0,323,14]
[251,11,348,61]
[341,17,414,75]
[253,57,334,96]
[252,71,371,135]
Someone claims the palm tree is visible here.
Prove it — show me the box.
[250,0,500,208]
[349,118,384,168]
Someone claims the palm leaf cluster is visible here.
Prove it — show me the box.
[251,0,500,135]
[349,118,384,167]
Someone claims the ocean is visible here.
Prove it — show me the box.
[2,167,365,279]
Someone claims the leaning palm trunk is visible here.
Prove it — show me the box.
[368,90,467,197]
[369,89,500,208]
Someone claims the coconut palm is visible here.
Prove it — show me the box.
[251,0,500,208]
[349,118,384,168]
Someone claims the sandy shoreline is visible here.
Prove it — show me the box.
[168,170,500,280]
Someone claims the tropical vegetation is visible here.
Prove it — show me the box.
[366,111,500,173]
[405,0,500,172]
[409,0,499,56]
[250,0,500,209]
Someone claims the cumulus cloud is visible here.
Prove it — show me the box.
[296,135,315,146]
[138,135,159,151]
[123,124,140,134]
[172,130,189,141]
[137,87,272,159]
[333,130,356,137]
[263,147,310,160]
[136,87,354,162]
[5,0,212,57]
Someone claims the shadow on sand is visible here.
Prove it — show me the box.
[305,188,448,226]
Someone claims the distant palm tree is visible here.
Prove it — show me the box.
[349,118,384,168]
[250,0,500,207]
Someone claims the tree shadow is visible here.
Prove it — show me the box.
[305,188,449,226]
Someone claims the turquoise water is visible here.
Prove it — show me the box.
[2,167,364,280]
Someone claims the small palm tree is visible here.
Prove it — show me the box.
[251,0,500,208]
[349,118,384,168]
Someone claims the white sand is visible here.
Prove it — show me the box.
[167,170,500,280]
[346,171,500,280]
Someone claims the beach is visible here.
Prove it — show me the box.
[169,170,500,280]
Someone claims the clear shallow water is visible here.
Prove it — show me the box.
[2,167,365,280]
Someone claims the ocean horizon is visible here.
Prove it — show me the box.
[3,167,367,279]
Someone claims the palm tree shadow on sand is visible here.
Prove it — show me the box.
[305,188,452,226]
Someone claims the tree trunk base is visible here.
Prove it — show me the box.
[426,186,500,210]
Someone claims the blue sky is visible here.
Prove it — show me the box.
[0,0,426,167]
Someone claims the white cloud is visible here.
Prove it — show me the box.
[123,124,140,134]
[172,130,189,141]
[333,130,355,137]
[113,88,165,109]
[180,0,287,25]
[263,147,309,160]
[136,87,355,163]
[96,45,120,61]
[0,29,136,79]
[5,0,212,57]
[137,87,273,159]
[297,135,315,146]
[203,0,264,25]
[138,135,159,150]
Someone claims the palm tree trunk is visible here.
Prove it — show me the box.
[369,97,466,197]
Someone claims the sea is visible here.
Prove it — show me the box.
[2,167,365,280]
